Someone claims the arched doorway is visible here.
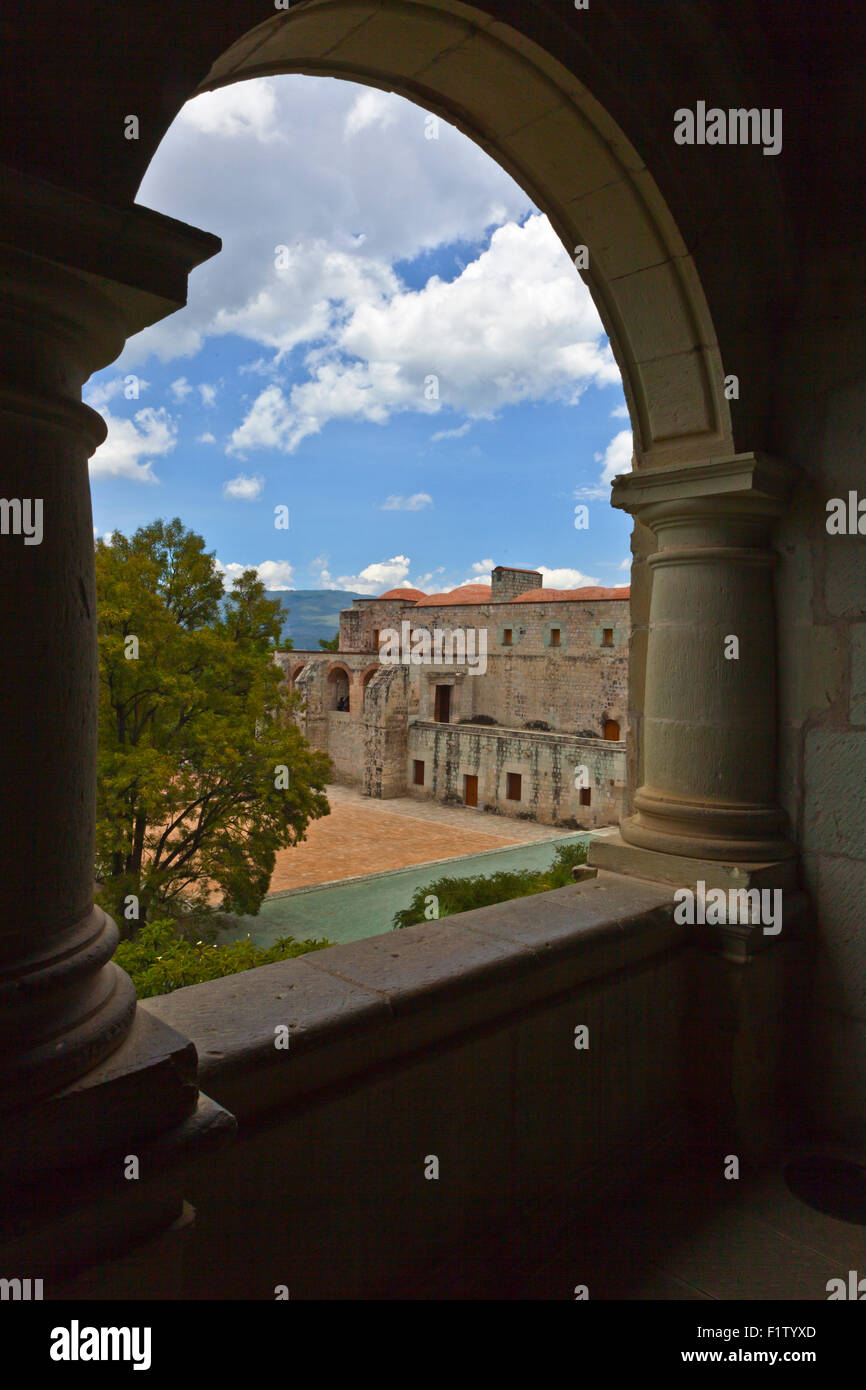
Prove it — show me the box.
[328,666,351,712]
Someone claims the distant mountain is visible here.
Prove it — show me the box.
[265,589,367,651]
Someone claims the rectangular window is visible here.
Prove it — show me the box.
[506,772,522,801]
[602,628,614,647]
[503,629,513,647]
[550,628,561,647]
[413,760,425,786]
[579,787,591,806]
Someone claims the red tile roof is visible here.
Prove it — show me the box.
[377,587,428,601]
[510,586,630,602]
[414,584,493,606]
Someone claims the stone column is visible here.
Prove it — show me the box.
[590,456,797,901]
[0,170,220,1108]
[0,170,237,1293]
[0,244,138,1105]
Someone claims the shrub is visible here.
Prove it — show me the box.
[115,918,332,998]
[392,840,588,928]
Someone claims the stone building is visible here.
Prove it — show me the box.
[276,567,630,829]
[2,0,865,1306]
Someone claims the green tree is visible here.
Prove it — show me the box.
[95,519,330,930]
[318,633,340,651]
[392,841,588,928]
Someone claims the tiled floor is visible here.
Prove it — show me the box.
[268,783,569,890]
[405,1151,866,1300]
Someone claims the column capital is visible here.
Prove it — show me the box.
[0,161,221,361]
[610,452,792,525]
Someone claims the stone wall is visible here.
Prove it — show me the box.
[338,599,407,654]
[276,594,629,820]
[772,266,866,1140]
[408,597,629,736]
[408,722,625,828]
[363,666,410,799]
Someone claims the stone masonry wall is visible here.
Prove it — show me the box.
[407,722,626,829]
[407,598,629,736]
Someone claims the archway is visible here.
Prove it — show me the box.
[328,665,351,712]
[183,0,733,472]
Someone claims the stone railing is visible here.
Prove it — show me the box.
[142,871,701,1298]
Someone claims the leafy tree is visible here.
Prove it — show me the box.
[95,519,331,930]
[318,633,340,651]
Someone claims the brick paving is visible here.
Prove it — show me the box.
[268,783,565,891]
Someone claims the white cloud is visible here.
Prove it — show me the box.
[432,421,473,442]
[310,555,333,587]
[619,556,631,570]
[345,89,399,138]
[611,403,630,418]
[197,432,216,444]
[228,384,299,456]
[466,559,495,581]
[84,376,150,409]
[119,76,558,372]
[217,559,295,591]
[334,556,412,595]
[224,215,617,455]
[596,429,633,485]
[223,473,265,500]
[199,383,218,407]
[170,377,193,402]
[573,428,634,501]
[538,566,599,589]
[89,407,176,483]
[381,493,432,511]
[179,81,285,144]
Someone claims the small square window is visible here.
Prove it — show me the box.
[506,772,522,801]
[602,628,614,647]
[550,628,561,647]
[503,629,513,647]
[413,760,425,786]
[579,787,591,806]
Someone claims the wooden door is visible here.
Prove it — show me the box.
[434,685,451,723]
[464,774,478,807]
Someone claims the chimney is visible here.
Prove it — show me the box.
[490,566,543,601]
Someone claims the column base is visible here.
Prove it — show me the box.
[588,832,801,962]
[0,1008,236,1293]
[624,791,795,864]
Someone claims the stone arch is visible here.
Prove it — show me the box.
[184,0,734,470]
[327,663,351,711]
[289,662,307,689]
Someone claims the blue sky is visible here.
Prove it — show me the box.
[85,76,633,595]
